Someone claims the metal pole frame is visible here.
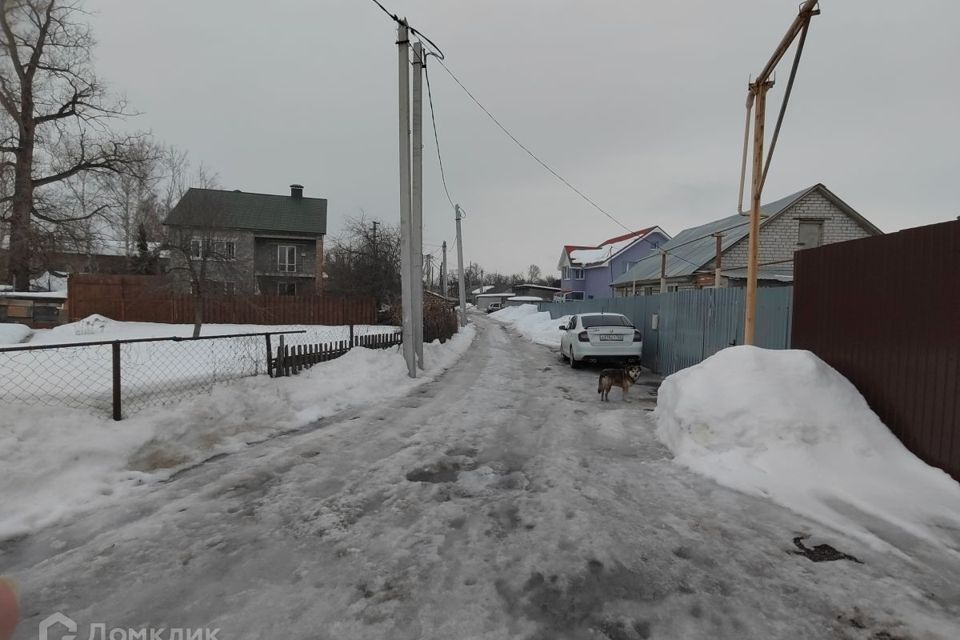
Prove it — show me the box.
[455,205,467,327]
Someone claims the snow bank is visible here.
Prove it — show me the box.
[0,323,31,345]
[27,315,394,345]
[0,325,475,540]
[489,304,570,348]
[656,346,960,552]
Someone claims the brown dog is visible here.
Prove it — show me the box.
[597,365,642,401]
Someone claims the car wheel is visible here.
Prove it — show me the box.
[569,347,580,369]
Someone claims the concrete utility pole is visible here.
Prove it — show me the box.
[740,0,820,345]
[455,204,467,327]
[411,41,425,369]
[441,241,448,298]
[659,250,668,294]
[397,21,415,378]
[713,232,724,288]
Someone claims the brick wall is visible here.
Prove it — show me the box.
[717,191,875,270]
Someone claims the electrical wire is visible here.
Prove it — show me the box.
[431,56,632,234]
[368,0,444,59]
[423,62,456,209]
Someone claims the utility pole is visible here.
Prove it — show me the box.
[397,20,415,378]
[713,232,724,288]
[455,204,467,327]
[441,241,448,298]
[411,41,425,369]
[659,250,667,294]
[740,0,820,345]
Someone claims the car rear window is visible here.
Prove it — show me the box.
[581,315,632,328]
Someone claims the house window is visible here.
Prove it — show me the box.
[574,268,585,280]
[643,286,655,296]
[562,266,570,280]
[797,220,824,249]
[278,282,296,296]
[223,281,236,295]
[667,284,679,293]
[623,261,638,274]
[190,238,235,260]
[278,245,298,272]
[213,240,236,260]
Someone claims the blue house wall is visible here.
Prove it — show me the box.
[560,231,668,299]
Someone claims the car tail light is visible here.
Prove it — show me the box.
[578,331,589,342]
[633,330,643,342]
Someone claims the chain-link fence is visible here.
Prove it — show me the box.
[1,325,405,420]
[0,331,304,419]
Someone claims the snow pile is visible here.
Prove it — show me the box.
[489,304,570,348]
[656,345,960,552]
[0,325,475,539]
[28,315,395,345]
[0,323,31,345]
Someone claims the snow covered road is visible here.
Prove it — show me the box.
[4,315,959,639]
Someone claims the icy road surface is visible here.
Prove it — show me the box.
[4,316,959,640]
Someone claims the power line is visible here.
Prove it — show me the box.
[367,0,444,59]
[423,62,455,209]
[431,56,632,233]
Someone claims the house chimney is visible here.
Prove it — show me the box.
[290,184,304,199]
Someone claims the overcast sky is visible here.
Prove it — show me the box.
[86,0,959,275]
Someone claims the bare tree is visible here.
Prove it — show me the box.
[0,0,143,290]
[325,216,401,310]
[527,264,542,282]
[159,173,236,338]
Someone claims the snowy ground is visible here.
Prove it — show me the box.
[489,303,570,348]
[2,315,958,639]
[0,320,466,540]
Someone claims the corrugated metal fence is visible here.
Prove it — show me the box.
[793,220,960,482]
[538,287,793,376]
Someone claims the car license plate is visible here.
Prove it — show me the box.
[598,334,622,341]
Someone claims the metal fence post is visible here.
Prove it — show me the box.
[265,333,273,377]
[349,324,355,348]
[112,342,122,421]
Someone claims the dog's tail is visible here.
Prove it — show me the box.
[597,376,603,394]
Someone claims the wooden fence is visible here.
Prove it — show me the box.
[272,331,402,377]
[68,274,377,325]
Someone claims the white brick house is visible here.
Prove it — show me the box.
[611,184,882,295]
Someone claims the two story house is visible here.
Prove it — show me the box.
[163,184,327,296]
[557,227,670,300]
[611,183,882,295]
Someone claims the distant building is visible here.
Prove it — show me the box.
[163,184,327,296]
[557,227,670,300]
[511,283,561,300]
[611,184,882,295]
[474,292,513,311]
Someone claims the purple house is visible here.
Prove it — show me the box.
[557,227,670,299]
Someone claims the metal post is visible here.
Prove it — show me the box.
[265,333,273,377]
[412,41,425,369]
[659,250,667,294]
[111,342,122,421]
[455,204,467,327]
[713,232,724,288]
[349,324,355,347]
[744,82,772,346]
[397,21,416,377]
[441,241,448,298]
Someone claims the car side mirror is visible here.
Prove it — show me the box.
[558,325,566,330]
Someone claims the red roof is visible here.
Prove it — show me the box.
[563,227,655,258]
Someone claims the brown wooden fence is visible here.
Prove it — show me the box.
[68,274,376,325]
[792,219,960,481]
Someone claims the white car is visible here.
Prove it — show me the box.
[558,312,642,368]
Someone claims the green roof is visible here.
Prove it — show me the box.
[164,188,327,236]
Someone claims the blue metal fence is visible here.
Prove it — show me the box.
[537,287,793,376]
